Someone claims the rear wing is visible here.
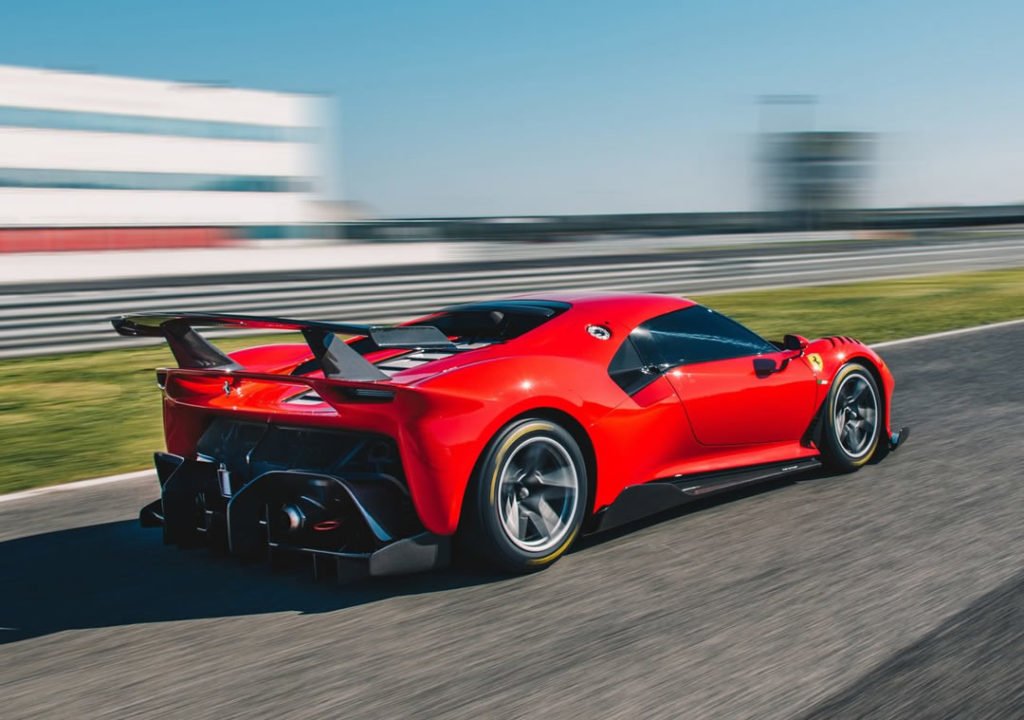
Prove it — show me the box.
[111,311,453,382]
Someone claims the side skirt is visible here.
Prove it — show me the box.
[591,457,821,533]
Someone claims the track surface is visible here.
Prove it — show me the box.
[2,326,1023,719]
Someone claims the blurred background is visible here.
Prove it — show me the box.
[2,0,1024,354]
[3,3,1024,719]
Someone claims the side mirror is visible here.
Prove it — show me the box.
[753,357,778,377]
[783,334,809,353]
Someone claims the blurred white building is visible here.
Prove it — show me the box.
[0,64,333,245]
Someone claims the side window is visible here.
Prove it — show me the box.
[608,336,652,394]
[637,306,776,367]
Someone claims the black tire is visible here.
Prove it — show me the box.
[460,418,588,573]
[821,362,882,473]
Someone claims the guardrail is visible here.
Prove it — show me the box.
[3,234,1023,358]
[337,205,1024,242]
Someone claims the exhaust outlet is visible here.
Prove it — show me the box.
[272,495,333,535]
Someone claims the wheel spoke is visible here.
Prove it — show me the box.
[503,495,522,539]
[518,443,546,477]
[521,505,547,538]
[842,421,857,446]
[848,379,868,403]
[496,434,580,552]
[532,495,561,535]
[506,459,527,482]
[531,484,569,504]
[536,464,576,488]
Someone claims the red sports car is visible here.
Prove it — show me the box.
[112,293,907,577]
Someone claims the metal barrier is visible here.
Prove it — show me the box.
[2,234,1024,358]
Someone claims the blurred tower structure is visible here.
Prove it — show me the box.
[0,64,336,249]
[758,95,875,214]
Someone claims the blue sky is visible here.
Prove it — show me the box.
[2,1,1022,216]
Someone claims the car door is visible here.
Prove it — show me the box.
[633,306,818,446]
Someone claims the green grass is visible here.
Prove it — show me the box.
[693,267,1024,343]
[2,267,1023,494]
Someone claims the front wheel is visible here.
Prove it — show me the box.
[821,362,882,472]
[461,418,588,573]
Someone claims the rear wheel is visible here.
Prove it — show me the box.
[461,418,587,573]
[821,362,881,472]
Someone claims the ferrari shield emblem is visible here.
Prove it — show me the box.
[806,353,823,373]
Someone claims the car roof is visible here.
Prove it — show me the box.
[508,291,697,329]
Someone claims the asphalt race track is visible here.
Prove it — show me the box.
[2,325,1023,719]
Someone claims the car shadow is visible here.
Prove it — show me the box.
[0,520,504,644]
[572,468,824,552]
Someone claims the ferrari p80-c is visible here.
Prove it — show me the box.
[111,292,908,577]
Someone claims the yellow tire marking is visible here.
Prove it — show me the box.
[488,421,552,504]
[526,526,579,566]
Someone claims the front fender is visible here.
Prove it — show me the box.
[807,336,896,438]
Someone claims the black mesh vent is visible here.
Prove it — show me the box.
[195,418,403,491]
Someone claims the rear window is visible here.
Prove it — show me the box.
[411,301,569,343]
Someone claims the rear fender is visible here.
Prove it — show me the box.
[405,355,611,534]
